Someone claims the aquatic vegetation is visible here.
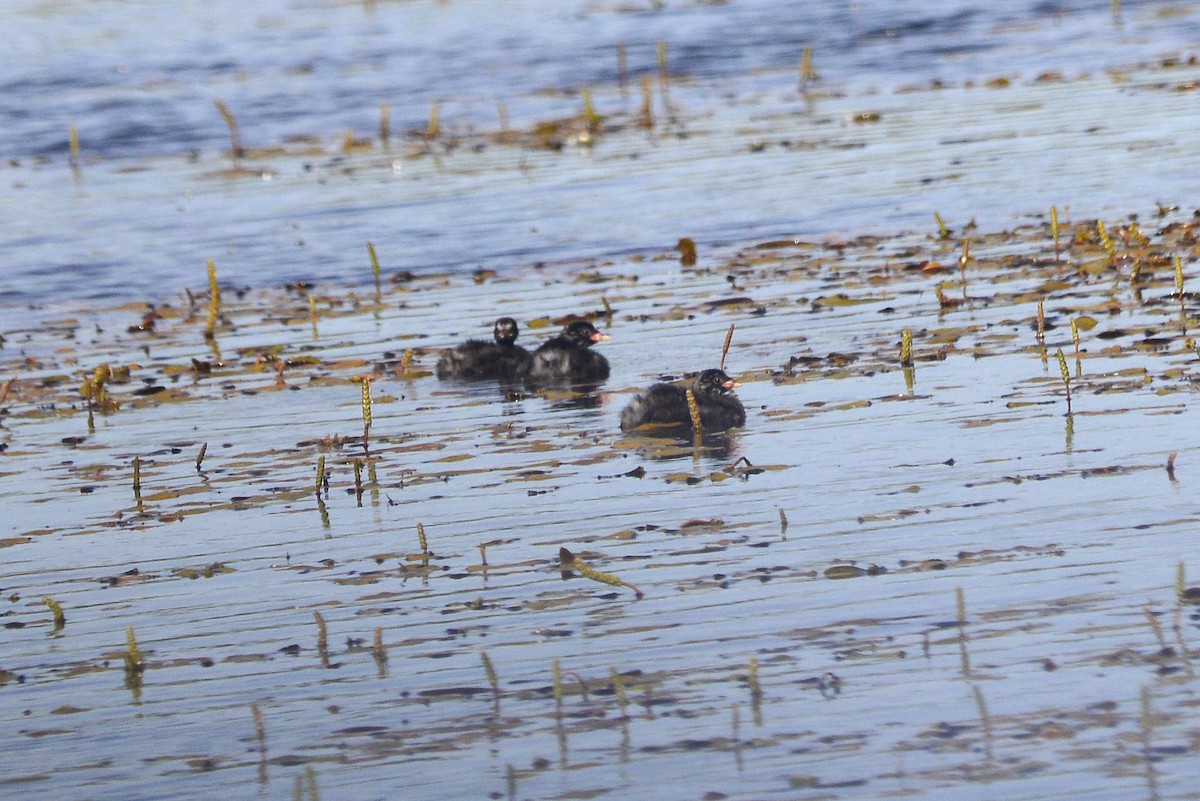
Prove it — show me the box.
[123,625,144,679]
[42,596,65,630]
[1055,348,1073,416]
[559,547,643,599]
[798,45,816,93]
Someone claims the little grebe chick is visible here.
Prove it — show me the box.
[525,320,611,387]
[436,317,530,381]
[620,369,745,433]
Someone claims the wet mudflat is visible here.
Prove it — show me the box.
[5,2,1200,800]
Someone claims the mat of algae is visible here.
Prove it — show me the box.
[6,203,1200,800]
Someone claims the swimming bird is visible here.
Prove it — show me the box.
[435,317,530,381]
[525,320,610,387]
[620,369,745,434]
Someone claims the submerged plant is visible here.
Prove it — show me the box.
[377,102,390,146]
[956,587,971,677]
[610,666,629,712]
[638,75,654,129]
[314,456,326,497]
[314,611,328,667]
[746,656,762,701]
[798,45,816,92]
[559,547,643,599]
[43,597,65,630]
[426,101,440,141]
[132,457,143,508]
[580,89,601,132]
[934,211,950,240]
[1050,206,1060,261]
[481,651,500,701]
[68,123,81,171]
[204,258,220,341]
[416,522,428,557]
[900,328,914,367]
[372,626,387,676]
[685,388,703,442]
[213,99,243,160]
[124,624,144,677]
[358,376,373,453]
[367,242,382,303]
[1055,348,1072,416]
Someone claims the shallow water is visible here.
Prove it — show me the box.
[6,214,1200,799]
[5,3,1200,800]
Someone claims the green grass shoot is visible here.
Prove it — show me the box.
[934,212,949,240]
[552,658,563,709]
[315,456,326,497]
[900,328,914,367]
[416,522,428,556]
[1036,299,1046,347]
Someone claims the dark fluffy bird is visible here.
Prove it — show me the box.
[525,320,611,386]
[620,369,745,434]
[435,317,530,380]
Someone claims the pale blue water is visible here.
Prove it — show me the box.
[2,0,1198,303]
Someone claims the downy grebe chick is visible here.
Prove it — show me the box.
[525,320,610,387]
[620,369,745,433]
[435,317,530,381]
